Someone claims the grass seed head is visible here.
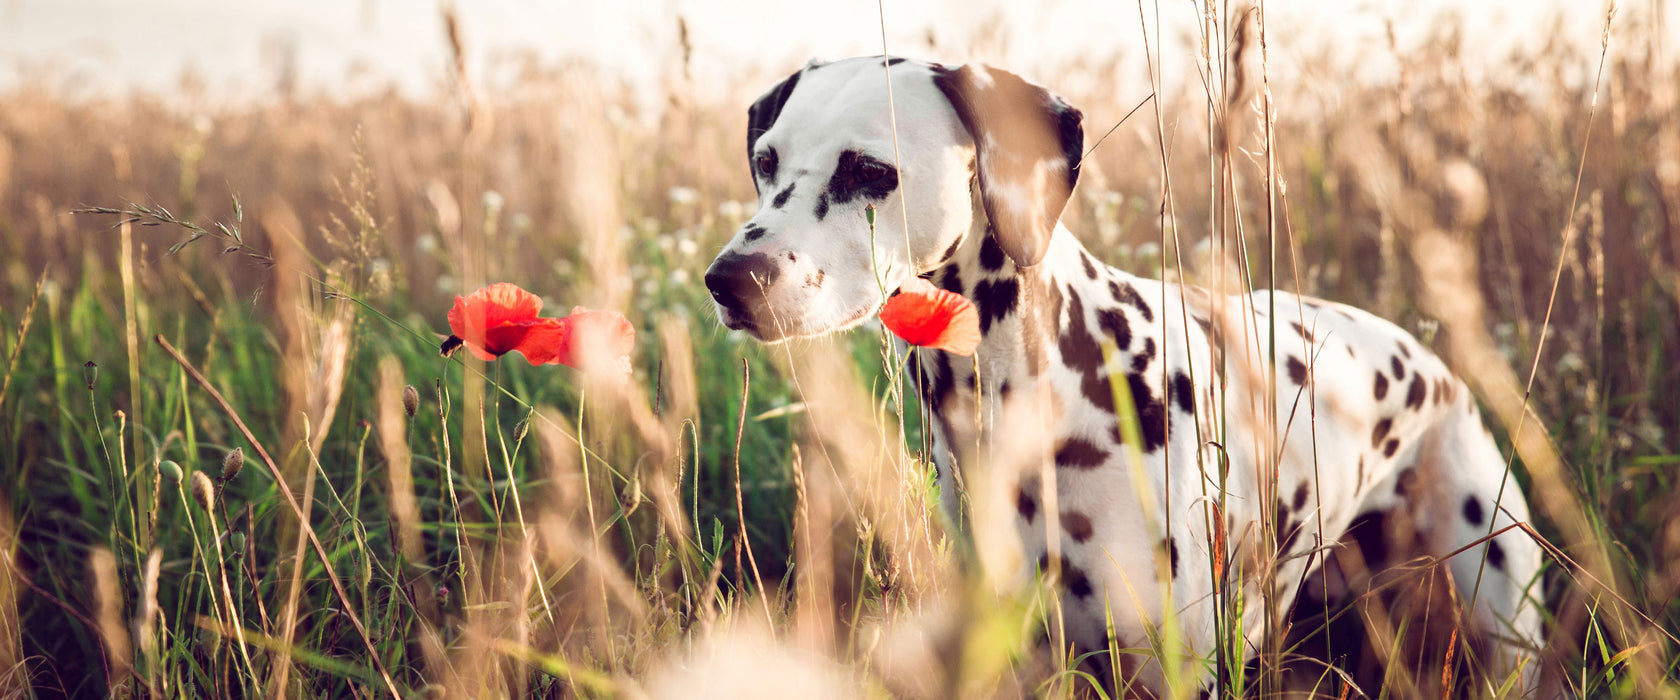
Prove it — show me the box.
[402,384,419,417]
[220,446,244,481]
[159,460,182,484]
[190,471,215,511]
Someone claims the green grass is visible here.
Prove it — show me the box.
[3,5,1680,696]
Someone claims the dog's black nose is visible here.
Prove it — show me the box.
[704,251,781,314]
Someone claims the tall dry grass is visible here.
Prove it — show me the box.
[0,3,1676,698]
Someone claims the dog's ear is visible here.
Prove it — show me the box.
[745,59,823,194]
[933,64,1083,267]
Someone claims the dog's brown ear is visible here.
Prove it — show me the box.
[746,60,822,195]
[933,64,1083,267]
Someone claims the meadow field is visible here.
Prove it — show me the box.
[0,4,1677,698]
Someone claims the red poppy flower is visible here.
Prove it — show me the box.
[443,284,635,377]
[560,306,636,378]
[879,277,981,356]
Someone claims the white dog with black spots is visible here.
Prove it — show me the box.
[704,56,1548,697]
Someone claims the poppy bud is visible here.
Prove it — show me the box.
[513,418,529,443]
[159,460,182,484]
[228,532,246,560]
[83,361,97,390]
[402,385,420,417]
[221,447,244,481]
[190,471,216,511]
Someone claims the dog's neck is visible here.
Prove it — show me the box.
[913,207,1093,469]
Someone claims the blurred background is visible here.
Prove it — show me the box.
[0,0,1647,99]
[1,1,1677,697]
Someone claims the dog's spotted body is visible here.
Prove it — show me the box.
[705,56,1545,694]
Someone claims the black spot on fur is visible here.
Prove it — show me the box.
[1286,356,1307,385]
[979,228,1006,271]
[1060,291,1103,372]
[1166,537,1181,578]
[1292,482,1310,511]
[1405,375,1427,410]
[742,224,767,243]
[1110,281,1153,321]
[1095,307,1132,352]
[1487,540,1507,570]
[937,266,964,296]
[1390,355,1406,381]
[1374,371,1389,400]
[1383,438,1400,458]
[771,183,796,208]
[1371,418,1392,448]
[1356,455,1366,486]
[1055,436,1109,470]
[1083,374,1116,414]
[1080,250,1098,279]
[1463,496,1485,526]
[814,192,830,221]
[1127,373,1168,453]
[973,277,1020,335]
[1016,484,1038,522]
[1170,371,1194,413]
[1064,564,1094,598]
[1347,511,1391,567]
[1068,293,1119,414]
[824,149,899,207]
[1062,511,1094,542]
[1131,342,1153,373]
[1396,341,1412,359]
[1291,321,1313,343]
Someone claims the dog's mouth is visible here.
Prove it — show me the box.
[716,300,879,343]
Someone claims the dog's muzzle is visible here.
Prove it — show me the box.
[704,251,781,330]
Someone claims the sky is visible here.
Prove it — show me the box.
[0,0,1655,104]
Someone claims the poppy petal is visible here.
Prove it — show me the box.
[879,277,981,356]
[506,318,571,366]
[440,285,635,375]
[562,307,636,378]
[447,283,548,360]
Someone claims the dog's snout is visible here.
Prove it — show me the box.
[704,251,781,313]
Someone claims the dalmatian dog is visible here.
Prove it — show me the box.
[704,56,1546,695]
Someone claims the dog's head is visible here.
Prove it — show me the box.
[704,57,1084,341]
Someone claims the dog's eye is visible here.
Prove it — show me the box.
[856,161,889,184]
[755,151,777,177]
